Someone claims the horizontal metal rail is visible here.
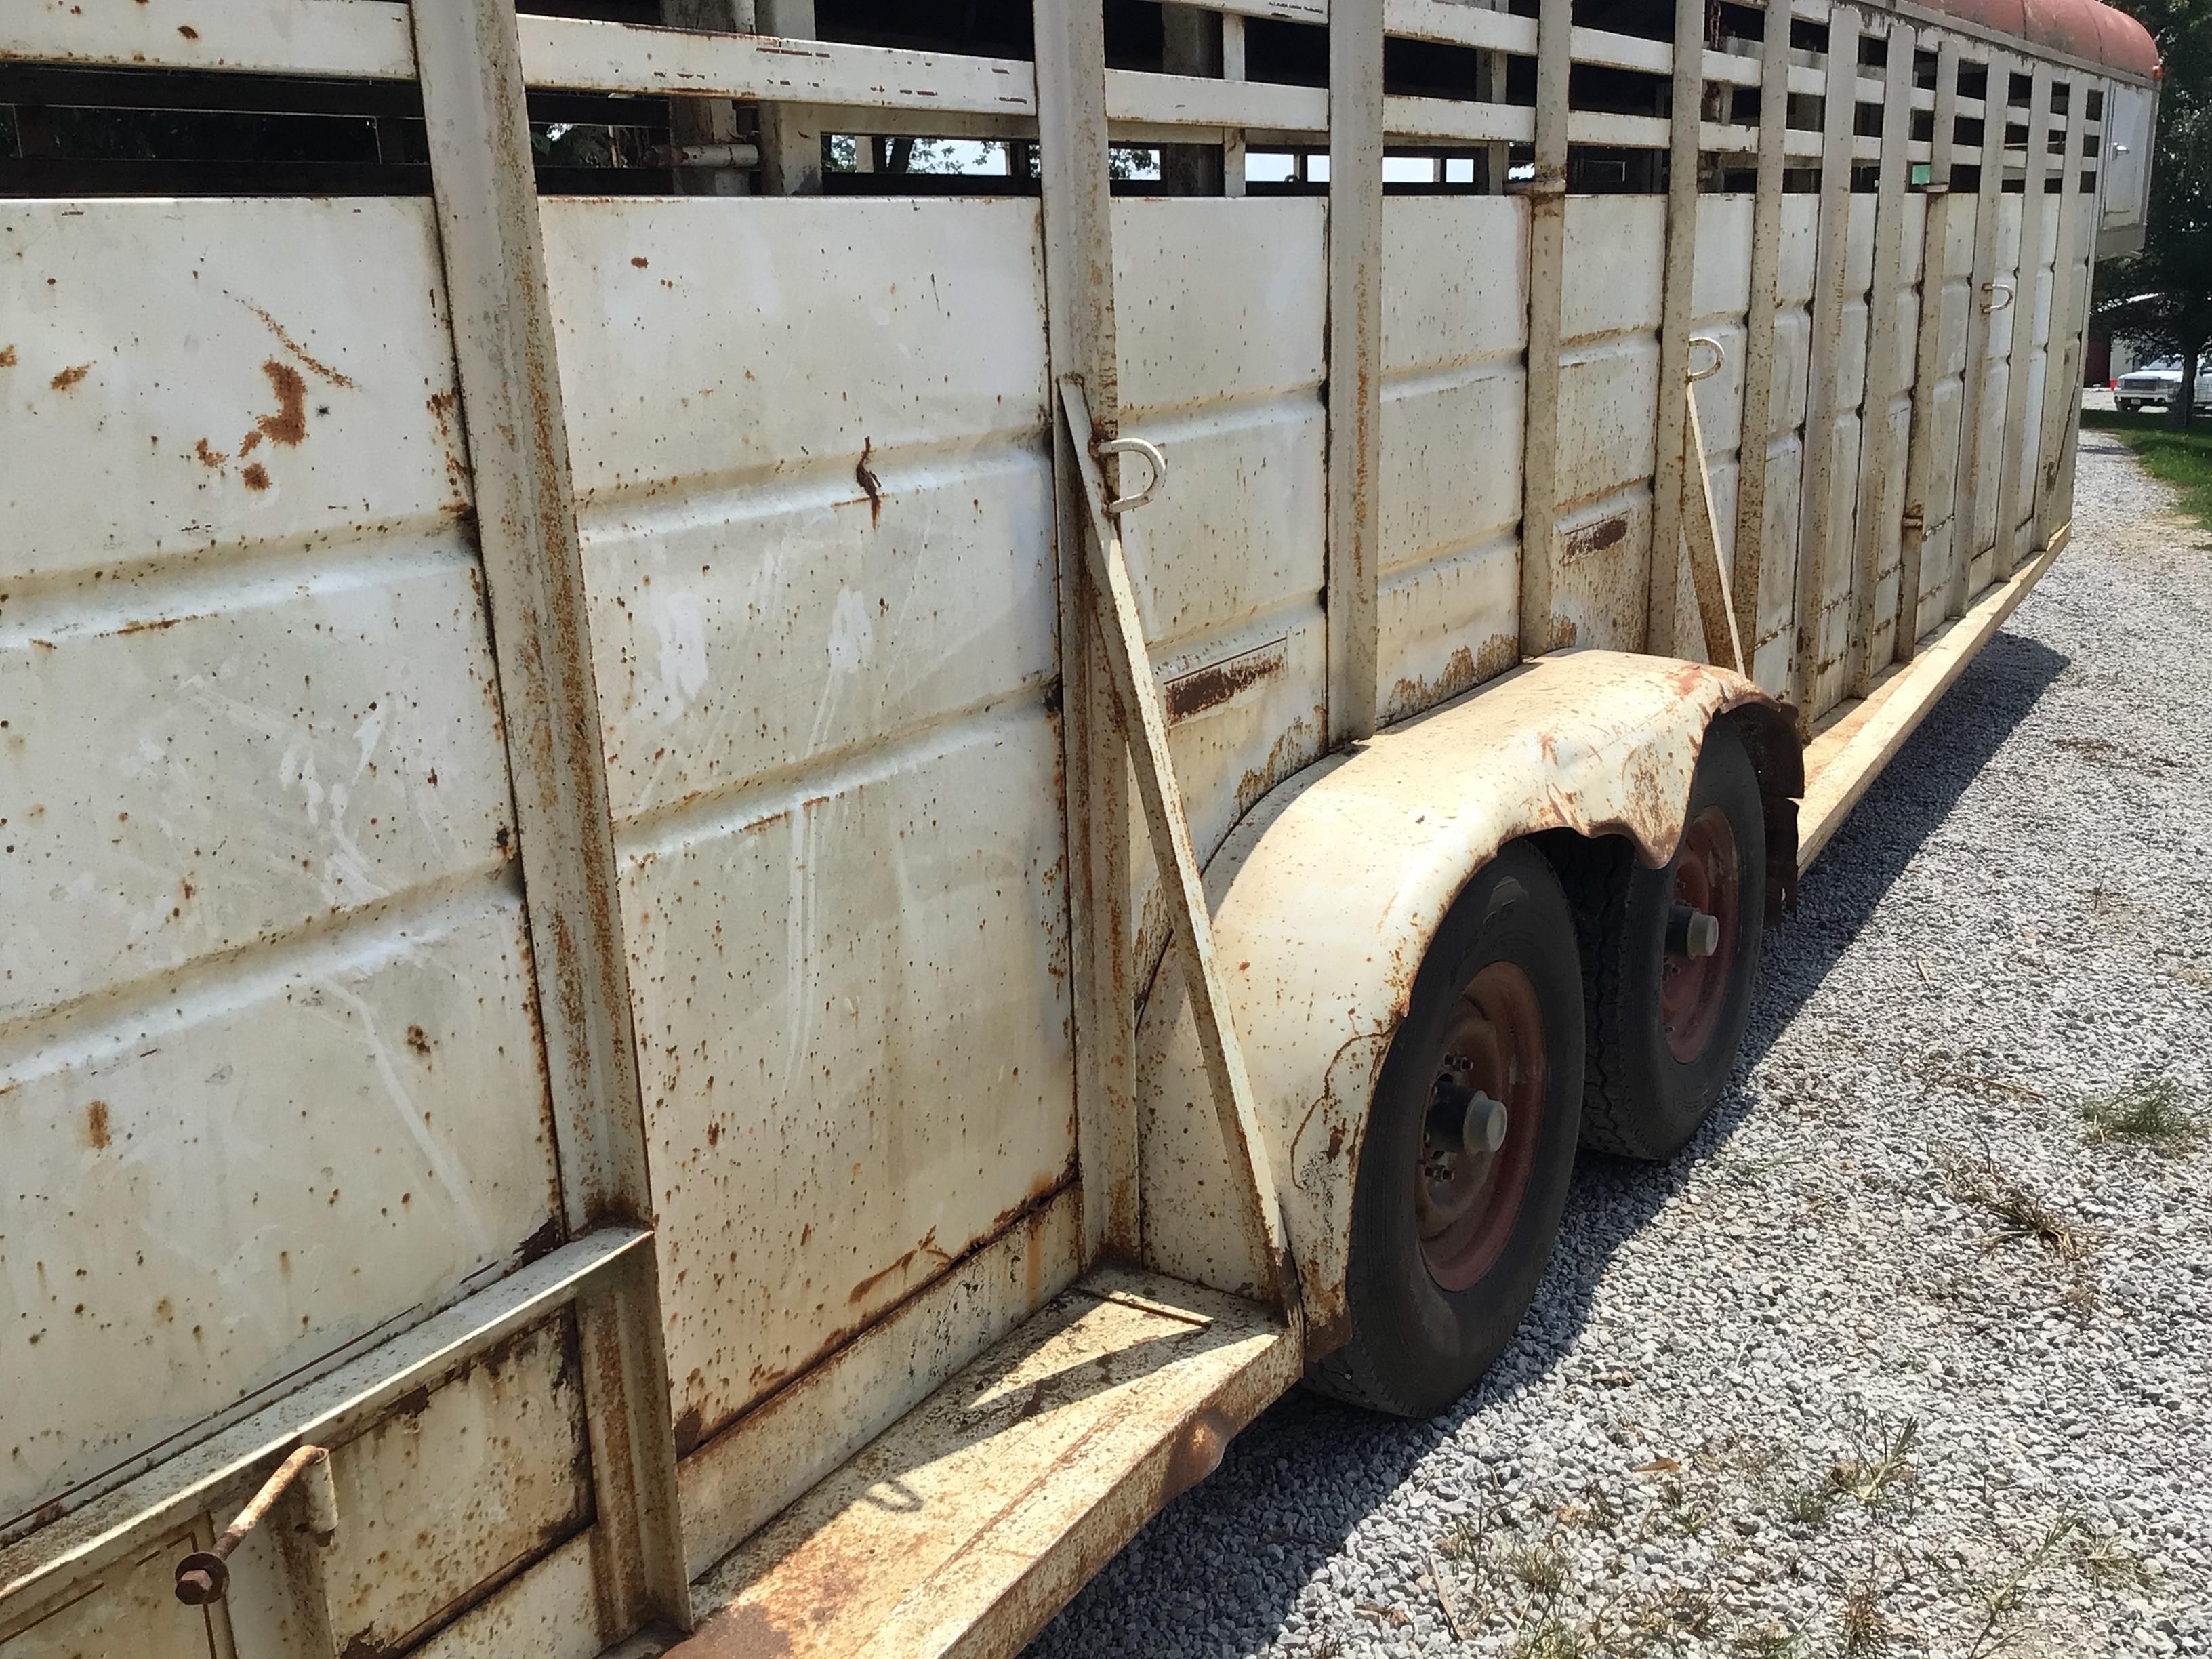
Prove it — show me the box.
[0,3,2136,112]
[0,1225,653,1630]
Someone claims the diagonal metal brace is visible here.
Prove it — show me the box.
[1056,376,1302,1322]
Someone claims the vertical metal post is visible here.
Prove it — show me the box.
[1991,61,2053,577]
[1162,5,1227,195]
[756,0,822,193]
[2046,78,2111,537]
[1896,35,1960,664]
[1729,0,1792,671]
[661,0,755,195]
[1847,18,1914,696]
[1948,49,2012,617]
[1033,0,1138,1264]
[1647,0,1711,658]
[1787,2,1862,726]
[1519,0,1573,659]
[1326,0,1385,746]
[2033,73,2091,543]
[409,1,691,1640]
[1223,14,1248,198]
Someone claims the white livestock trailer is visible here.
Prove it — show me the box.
[0,0,2159,1654]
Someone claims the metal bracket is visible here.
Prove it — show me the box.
[1686,333,1725,384]
[1980,279,2015,314]
[1057,375,1303,1324]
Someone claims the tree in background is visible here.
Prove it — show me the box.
[2099,0,2212,426]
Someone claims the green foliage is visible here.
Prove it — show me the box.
[2098,2,2212,422]
[2081,405,2212,523]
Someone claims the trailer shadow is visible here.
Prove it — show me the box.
[1023,626,2070,1658]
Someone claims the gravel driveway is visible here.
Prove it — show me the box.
[1027,430,2211,1658]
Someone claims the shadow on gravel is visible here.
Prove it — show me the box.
[1026,629,2069,1659]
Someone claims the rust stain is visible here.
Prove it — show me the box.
[0,345,16,368]
[1561,515,1629,564]
[241,462,271,492]
[194,436,226,469]
[630,255,650,269]
[250,306,354,387]
[85,1100,111,1149]
[405,1024,433,1061]
[1162,640,1287,724]
[114,615,182,636]
[855,438,883,528]
[49,363,91,392]
[247,359,310,448]
[177,23,197,37]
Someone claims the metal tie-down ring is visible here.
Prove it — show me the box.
[1097,436,1168,517]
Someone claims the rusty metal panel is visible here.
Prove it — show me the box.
[1549,196,1664,652]
[1375,197,1528,722]
[535,197,1080,1450]
[0,1521,228,1659]
[0,197,562,1542]
[316,1317,589,1655]
[1110,199,1328,992]
[1965,193,2027,593]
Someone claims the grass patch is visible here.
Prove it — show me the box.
[2081,1075,2202,1155]
[1942,1151,2087,1260]
[2081,406,2212,529]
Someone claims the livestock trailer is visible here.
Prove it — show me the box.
[0,0,2158,1654]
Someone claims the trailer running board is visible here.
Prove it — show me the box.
[1798,527,2068,869]
[666,1269,1300,1659]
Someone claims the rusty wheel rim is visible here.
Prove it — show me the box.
[1661,804,1740,1063]
[1413,962,1547,1292]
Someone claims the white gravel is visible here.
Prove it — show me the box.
[1027,428,2212,1658]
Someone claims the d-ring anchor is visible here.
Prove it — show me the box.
[1687,334,1726,383]
[1097,436,1167,517]
[1980,279,2014,315]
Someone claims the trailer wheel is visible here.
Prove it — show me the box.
[1569,716,1766,1161]
[1307,843,1584,1420]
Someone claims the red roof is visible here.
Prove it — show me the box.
[1925,0,2160,77]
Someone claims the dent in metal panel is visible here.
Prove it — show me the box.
[1374,535,1521,726]
[1132,617,1327,987]
[623,709,1075,1441]
[1378,365,1528,576]
[578,446,1059,827]
[1549,487,1656,652]
[320,1316,589,1655]
[0,887,560,1525]
[0,200,470,589]
[541,199,1051,504]
[0,556,516,1026]
[1556,338,1660,511]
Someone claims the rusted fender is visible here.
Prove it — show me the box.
[1134,650,1799,1353]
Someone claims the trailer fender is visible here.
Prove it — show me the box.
[1134,651,1799,1354]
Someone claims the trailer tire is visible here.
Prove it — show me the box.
[1307,843,1584,1420]
[1565,717,1766,1162]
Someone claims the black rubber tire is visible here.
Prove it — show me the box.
[1559,717,1767,1162]
[1305,843,1585,1420]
